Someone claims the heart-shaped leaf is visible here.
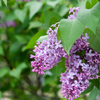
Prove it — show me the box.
[14,8,27,23]
[77,2,100,33]
[59,19,85,55]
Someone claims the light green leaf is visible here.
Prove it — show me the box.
[37,35,48,42]
[26,29,46,49]
[58,6,69,17]
[0,67,10,78]
[46,0,60,8]
[0,0,2,6]
[84,19,100,53]
[88,87,100,100]
[14,8,27,23]
[5,12,17,21]
[59,19,85,55]
[9,63,27,79]
[88,0,92,4]
[3,0,7,6]
[77,2,100,33]
[28,21,42,30]
[25,1,43,19]
[85,28,100,53]
[0,45,4,56]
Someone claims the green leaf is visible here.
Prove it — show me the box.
[50,63,62,77]
[0,45,4,56]
[25,1,43,19]
[45,76,55,85]
[81,83,94,94]
[0,67,10,78]
[26,29,46,49]
[3,0,7,6]
[77,2,100,33]
[9,63,27,79]
[84,19,100,53]
[44,10,61,29]
[49,17,58,26]
[15,35,27,44]
[28,21,42,30]
[5,12,17,21]
[89,79,99,89]
[0,0,2,6]
[46,0,60,8]
[88,87,100,100]
[88,0,92,4]
[9,42,21,55]
[37,35,48,42]
[59,19,85,55]
[14,8,27,23]
[86,0,98,9]
[58,5,69,17]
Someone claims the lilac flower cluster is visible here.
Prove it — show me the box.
[60,34,100,100]
[0,21,16,28]
[30,23,65,75]
[30,7,100,100]
[60,7,100,100]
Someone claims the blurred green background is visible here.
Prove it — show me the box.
[0,0,89,100]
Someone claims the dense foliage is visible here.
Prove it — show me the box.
[0,0,100,100]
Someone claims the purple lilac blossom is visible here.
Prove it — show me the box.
[0,21,16,28]
[30,23,66,75]
[60,7,100,100]
[60,34,100,100]
[30,7,100,100]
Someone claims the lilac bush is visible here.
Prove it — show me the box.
[30,7,100,100]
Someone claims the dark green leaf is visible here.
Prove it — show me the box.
[81,83,94,94]
[89,79,99,89]
[0,45,4,56]
[50,63,62,77]
[44,10,61,29]
[26,29,46,49]
[86,0,98,9]
[49,17,58,26]
[15,35,27,44]
[3,0,7,6]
